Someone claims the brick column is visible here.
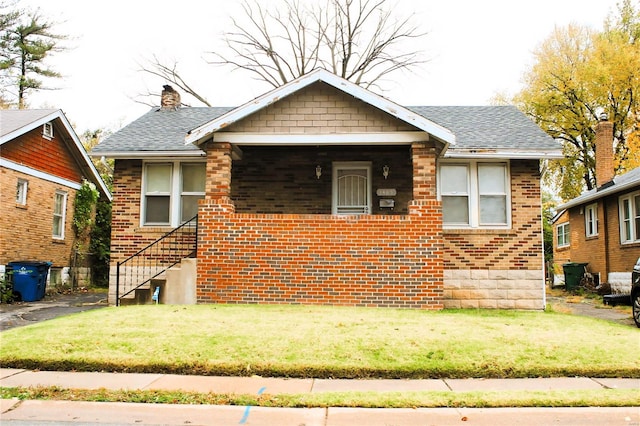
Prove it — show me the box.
[411,142,437,201]
[205,142,233,199]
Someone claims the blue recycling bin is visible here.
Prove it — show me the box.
[8,261,52,302]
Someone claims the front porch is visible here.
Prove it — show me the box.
[196,141,445,308]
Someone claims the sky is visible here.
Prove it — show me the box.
[18,0,621,134]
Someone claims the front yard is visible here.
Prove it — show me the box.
[1,304,637,379]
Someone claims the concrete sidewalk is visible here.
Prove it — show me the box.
[1,369,639,425]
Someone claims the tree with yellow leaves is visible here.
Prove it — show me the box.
[515,0,640,201]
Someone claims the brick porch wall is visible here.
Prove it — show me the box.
[197,198,443,308]
[197,141,444,309]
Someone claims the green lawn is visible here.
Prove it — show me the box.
[1,304,638,379]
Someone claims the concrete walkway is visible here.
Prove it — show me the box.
[1,369,639,425]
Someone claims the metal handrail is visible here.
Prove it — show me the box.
[116,215,198,306]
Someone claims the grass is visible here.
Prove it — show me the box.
[1,387,638,409]
[1,304,638,379]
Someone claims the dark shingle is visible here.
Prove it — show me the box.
[407,105,558,150]
[92,107,233,154]
[92,104,558,154]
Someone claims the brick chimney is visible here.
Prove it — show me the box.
[161,85,181,110]
[595,113,614,188]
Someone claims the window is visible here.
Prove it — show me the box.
[180,163,206,222]
[585,203,598,237]
[557,222,570,248]
[52,191,67,239]
[42,122,53,139]
[440,162,510,228]
[620,192,640,244]
[332,162,371,215]
[16,179,28,205]
[142,161,206,226]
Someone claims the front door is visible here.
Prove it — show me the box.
[332,162,372,215]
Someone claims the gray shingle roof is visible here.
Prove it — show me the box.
[0,109,59,138]
[557,167,640,210]
[91,107,233,154]
[92,104,558,155]
[407,105,558,150]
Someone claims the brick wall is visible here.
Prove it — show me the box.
[1,123,82,182]
[196,140,444,309]
[442,160,545,309]
[109,159,172,263]
[231,146,412,215]
[553,188,640,292]
[196,199,444,308]
[0,167,77,269]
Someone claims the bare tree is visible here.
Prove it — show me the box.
[136,56,212,107]
[139,0,427,105]
[211,0,426,89]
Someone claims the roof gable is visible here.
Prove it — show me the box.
[0,109,111,200]
[185,68,456,147]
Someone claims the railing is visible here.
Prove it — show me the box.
[116,215,198,306]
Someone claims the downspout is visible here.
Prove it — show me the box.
[602,198,610,287]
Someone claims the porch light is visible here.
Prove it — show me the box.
[383,165,390,179]
[316,165,322,179]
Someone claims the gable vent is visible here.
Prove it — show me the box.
[42,122,54,139]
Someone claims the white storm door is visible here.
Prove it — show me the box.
[332,162,372,215]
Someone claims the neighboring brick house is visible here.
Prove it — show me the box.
[92,69,561,309]
[553,117,640,294]
[0,109,111,287]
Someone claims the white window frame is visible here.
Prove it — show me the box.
[438,161,511,229]
[141,161,206,227]
[42,122,53,139]
[556,222,570,248]
[52,190,67,239]
[619,191,640,244]
[332,161,372,215]
[585,203,598,237]
[16,179,28,205]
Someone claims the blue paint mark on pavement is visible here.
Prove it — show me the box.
[239,386,267,424]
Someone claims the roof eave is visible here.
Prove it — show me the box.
[443,148,563,160]
[89,150,206,159]
[0,109,60,144]
[558,179,640,210]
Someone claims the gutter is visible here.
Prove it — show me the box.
[557,179,640,210]
[88,150,206,159]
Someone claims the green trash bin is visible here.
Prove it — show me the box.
[563,262,588,291]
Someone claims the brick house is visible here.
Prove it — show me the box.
[553,117,640,294]
[0,109,111,287]
[92,69,561,309]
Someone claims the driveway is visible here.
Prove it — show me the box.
[546,295,635,327]
[0,290,108,331]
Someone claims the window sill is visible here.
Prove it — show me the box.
[443,228,516,236]
[556,245,570,251]
[15,204,27,210]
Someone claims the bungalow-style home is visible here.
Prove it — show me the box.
[0,109,112,289]
[91,69,561,309]
[553,116,640,294]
